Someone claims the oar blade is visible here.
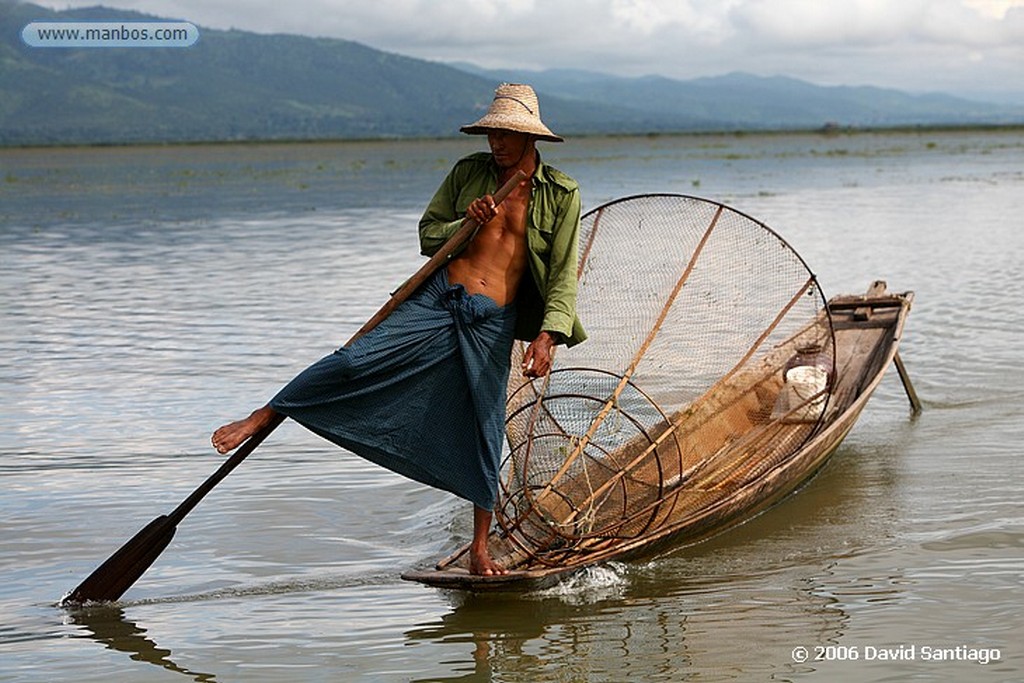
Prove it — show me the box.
[61,515,177,606]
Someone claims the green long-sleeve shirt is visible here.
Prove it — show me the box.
[418,152,587,347]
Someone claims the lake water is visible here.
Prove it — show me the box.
[2,130,1023,682]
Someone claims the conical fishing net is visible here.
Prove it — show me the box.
[499,194,835,565]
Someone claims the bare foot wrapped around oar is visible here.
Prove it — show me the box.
[211,406,279,454]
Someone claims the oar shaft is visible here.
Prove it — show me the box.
[202,169,528,490]
[188,169,528,501]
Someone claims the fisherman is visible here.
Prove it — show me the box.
[211,83,586,575]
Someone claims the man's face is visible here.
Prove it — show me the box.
[487,130,532,169]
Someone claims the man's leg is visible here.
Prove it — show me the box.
[212,405,278,454]
[470,505,508,576]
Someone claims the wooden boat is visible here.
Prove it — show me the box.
[402,195,918,592]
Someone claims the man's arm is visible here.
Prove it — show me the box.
[418,155,496,257]
[522,183,582,376]
[537,186,582,341]
[418,169,466,257]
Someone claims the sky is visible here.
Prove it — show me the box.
[31,0,1024,103]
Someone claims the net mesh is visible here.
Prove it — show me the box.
[498,194,835,564]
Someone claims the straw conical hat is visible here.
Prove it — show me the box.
[461,83,564,142]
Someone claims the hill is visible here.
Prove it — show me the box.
[3,1,1022,146]
[455,67,1017,130]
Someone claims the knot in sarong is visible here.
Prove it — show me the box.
[443,282,504,325]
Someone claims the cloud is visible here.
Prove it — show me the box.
[731,0,1024,48]
[964,0,1024,19]
[26,0,1024,100]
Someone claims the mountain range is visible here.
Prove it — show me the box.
[2,0,1022,146]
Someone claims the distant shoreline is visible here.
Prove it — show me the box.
[3,123,1023,152]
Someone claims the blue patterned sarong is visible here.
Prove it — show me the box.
[269,268,516,510]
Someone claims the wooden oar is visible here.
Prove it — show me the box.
[61,170,528,606]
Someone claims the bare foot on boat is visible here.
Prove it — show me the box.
[211,405,277,454]
[470,506,508,576]
[470,545,508,576]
